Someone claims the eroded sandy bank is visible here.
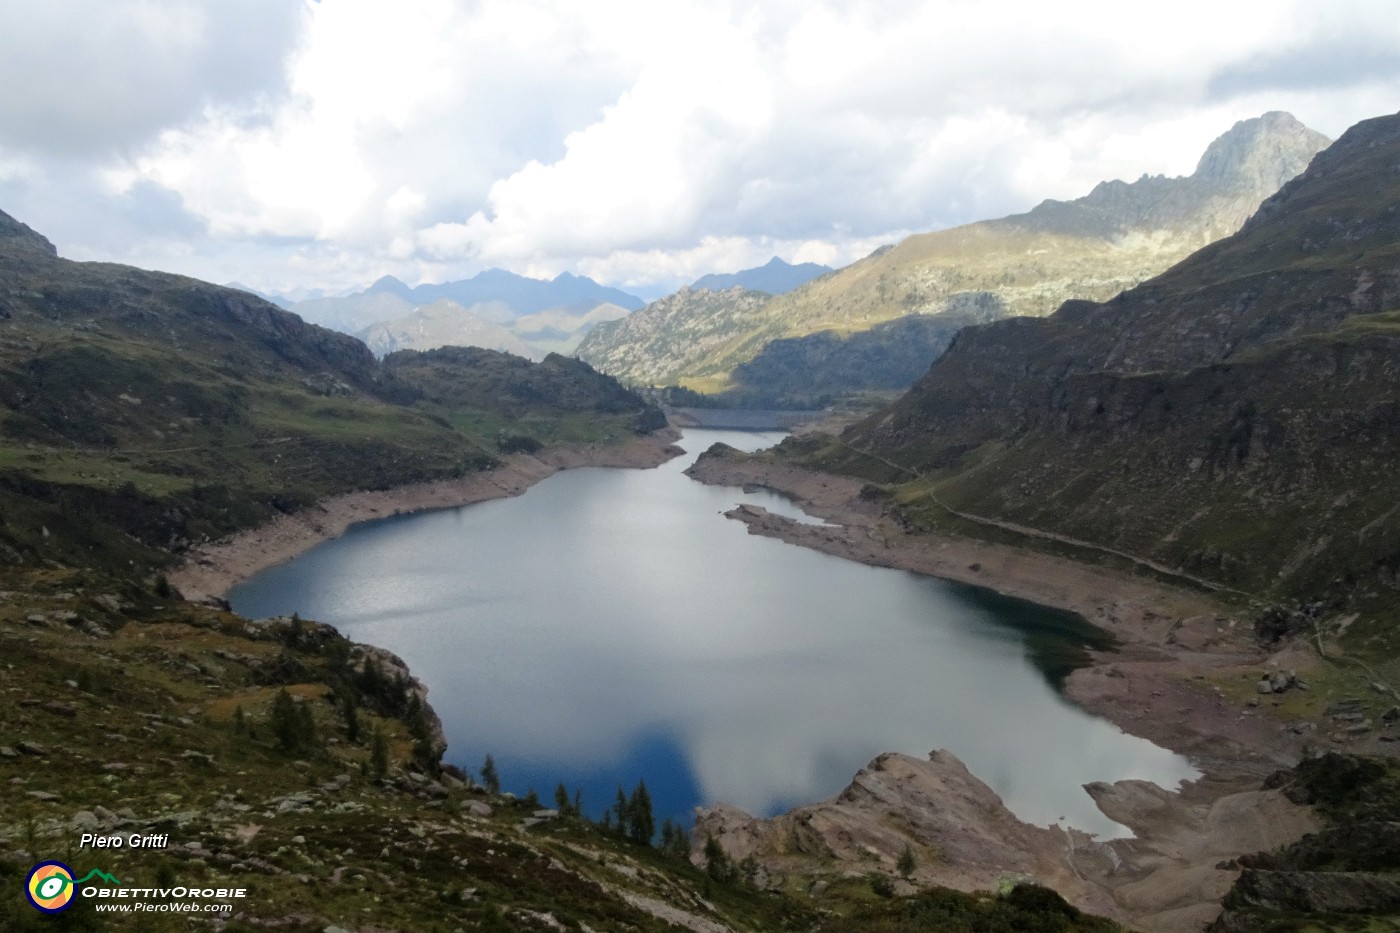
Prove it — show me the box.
[170,431,682,603]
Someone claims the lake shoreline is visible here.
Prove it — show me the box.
[684,448,1309,774]
[175,427,1316,931]
[685,447,1322,932]
[169,429,683,603]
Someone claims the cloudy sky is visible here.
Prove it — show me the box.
[1,0,1396,298]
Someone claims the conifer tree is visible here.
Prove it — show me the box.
[481,754,500,794]
[628,780,655,846]
[370,727,390,779]
[613,786,630,837]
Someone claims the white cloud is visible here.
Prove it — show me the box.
[1,0,1396,295]
[0,0,305,157]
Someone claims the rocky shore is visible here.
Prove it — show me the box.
[171,430,682,602]
[686,445,1329,932]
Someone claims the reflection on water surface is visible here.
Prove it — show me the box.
[231,429,1197,838]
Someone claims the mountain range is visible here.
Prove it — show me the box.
[790,110,1400,622]
[287,269,643,360]
[578,112,1331,395]
[690,256,832,294]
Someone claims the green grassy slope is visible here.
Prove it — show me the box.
[0,213,662,575]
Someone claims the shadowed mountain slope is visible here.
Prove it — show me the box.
[783,111,1400,613]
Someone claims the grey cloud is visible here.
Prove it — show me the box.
[1209,37,1400,98]
[0,0,304,157]
[0,166,207,263]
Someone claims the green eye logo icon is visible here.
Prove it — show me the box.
[24,862,121,913]
[25,861,75,913]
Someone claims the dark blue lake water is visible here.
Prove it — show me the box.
[229,429,1196,838]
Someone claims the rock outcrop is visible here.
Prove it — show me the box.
[694,749,1318,932]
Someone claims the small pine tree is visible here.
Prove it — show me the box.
[554,783,571,816]
[573,789,583,818]
[897,844,916,879]
[481,754,500,794]
[524,787,541,808]
[613,786,630,838]
[658,818,690,860]
[628,780,654,846]
[341,692,361,744]
[360,658,383,699]
[271,689,301,753]
[232,705,246,735]
[703,835,733,883]
[370,727,390,779]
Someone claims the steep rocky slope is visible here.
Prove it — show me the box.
[787,110,1400,618]
[579,286,773,386]
[579,112,1329,391]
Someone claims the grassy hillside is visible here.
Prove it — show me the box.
[0,210,661,576]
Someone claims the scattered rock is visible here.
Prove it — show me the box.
[17,741,48,756]
[1326,698,1364,716]
[1260,670,1301,694]
[27,791,59,802]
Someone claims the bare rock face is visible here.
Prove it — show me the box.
[693,750,1119,917]
[694,748,1321,933]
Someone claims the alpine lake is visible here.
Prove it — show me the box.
[230,429,1197,839]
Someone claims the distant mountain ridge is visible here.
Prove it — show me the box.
[690,257,832,295]
[290,269,644,360]
[356,299,541,360]
[578,112,1331,391]
[365,269,643,316]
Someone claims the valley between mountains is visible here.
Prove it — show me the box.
[4,107,1400,933]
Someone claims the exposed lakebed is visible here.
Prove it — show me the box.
[230,429,1196,838]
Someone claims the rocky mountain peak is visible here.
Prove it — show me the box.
[1191,111,1331,193]
[0,207,58,258]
